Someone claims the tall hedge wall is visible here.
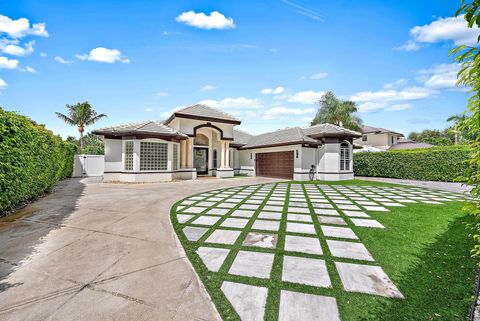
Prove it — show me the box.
[353,146,471,182]
[0,108,76,213]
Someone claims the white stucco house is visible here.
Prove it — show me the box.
[354,125,404,151]
[92,104,361,182]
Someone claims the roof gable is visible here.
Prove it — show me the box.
[165,104,241,125]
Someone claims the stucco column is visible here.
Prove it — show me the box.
[180,140,186,168]
[186,138,193,168]
[225,142,230,168]
[220,140,225,168]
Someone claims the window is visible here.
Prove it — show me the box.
[124,141,134,171]
[391,136,395,145]
[173,144,179,170]
[296,150,299,158]
[340,142,351,171]
[213,150,217,168]
[362,135,367,142]
[140,142,168,171]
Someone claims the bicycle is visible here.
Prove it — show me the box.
[309,165,316,181]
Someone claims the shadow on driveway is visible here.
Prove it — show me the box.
[0,178,86,291]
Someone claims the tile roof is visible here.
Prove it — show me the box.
[302,123,362,138]
[93,120,187,138]
[231,129,254,147]
[168,104,241,124]
[389,140,433,150]
[241,127,319,149]
[362,125,403,136]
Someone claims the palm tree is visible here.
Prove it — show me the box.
[310,91,363,132]
[56,102,106,152]
[447,113,467,144]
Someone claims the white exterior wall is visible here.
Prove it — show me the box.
[104,139,122,172]
[168,118,235,139]
[316,140,354,181]
[102,137,193,183]
[354,133,402,150]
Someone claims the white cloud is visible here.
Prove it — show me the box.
[199,97,263,109]
[54,56,73,65]
[0,77,7,89]
[175,11,236,30]
[155,92,169,97]
[310,72,328,79]
[417,63,461,89]
[383,78,407,89]
[261,86,285,94]
[76,47,130,63]
[200,84,216,91]
[1,40,34,56]
[39,52,47,57]
[387,103,412,111]
[351,86,434,103]
[0,15,48,38]
[145,108,153,112]
[286,90,324,104]
[398,15,479,50]
[394,40,421,52]
[352,86,435,112]
[263,106,315,119]
[22,66,35,73]
[0,56,19,69]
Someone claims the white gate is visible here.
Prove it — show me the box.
[73,154,105,177]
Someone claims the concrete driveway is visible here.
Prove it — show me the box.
[0,176,280,321]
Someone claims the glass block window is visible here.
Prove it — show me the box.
[140,142,168,171]
[340,142,351,171]
[173,144,179,170]
[124,141,134,171]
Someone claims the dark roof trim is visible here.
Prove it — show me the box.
[240,141,321,150]
[94,131,188,141]
[308,132,362,139]
[189,123,234,141]
[165,112,241,125]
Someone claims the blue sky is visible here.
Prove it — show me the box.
[0,0,476,138]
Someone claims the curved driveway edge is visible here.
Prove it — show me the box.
[0,176,280,321]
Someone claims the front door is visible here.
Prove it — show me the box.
[194,147,208,175]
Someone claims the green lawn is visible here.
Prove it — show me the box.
[171,179,477,320]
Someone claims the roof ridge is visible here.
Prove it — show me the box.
[176,103,241,122]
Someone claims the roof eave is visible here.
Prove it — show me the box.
[240,140,320,150]
[92,130,188,140]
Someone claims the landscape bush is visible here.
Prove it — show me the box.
[0,108,76,213]
[353,146,472,182]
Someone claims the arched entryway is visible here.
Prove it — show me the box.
[193,133,209,175]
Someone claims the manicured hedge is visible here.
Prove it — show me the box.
[353,146,472,182]
[0,108,76,213]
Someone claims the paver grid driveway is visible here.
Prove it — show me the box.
[172,182,466,321]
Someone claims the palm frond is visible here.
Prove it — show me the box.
[55,112,76,125]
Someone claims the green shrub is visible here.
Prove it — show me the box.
[353,146,472,182]
[0,108,76,213]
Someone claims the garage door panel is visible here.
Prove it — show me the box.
[256,151,293,179]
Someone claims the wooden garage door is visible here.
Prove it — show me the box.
[256,151,294,179]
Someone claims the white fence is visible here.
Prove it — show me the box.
[73,154,105,177]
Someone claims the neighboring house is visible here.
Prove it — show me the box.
[354,125,404,150]
[388,138,433,150]
[92,104,361,183]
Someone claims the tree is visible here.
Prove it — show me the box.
[449,0,480,258]
[55,102,106,153]
[310,91,363,132]
[407,128,455,146]
[66,133,104,155]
